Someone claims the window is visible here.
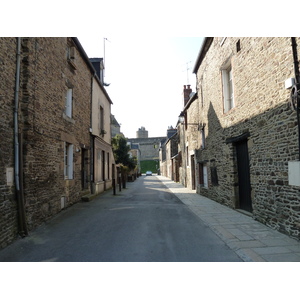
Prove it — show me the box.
[64,142,73,179]
[222,65,234,113]
[65,88,73,118]
[200,126,206,149]
[198,163,208,188]
[203,164,208,188]
[186,146,189,166]
[107,153,110,179]
[236,39,241,52]
[100,106,104,133]
[102,150,105,181]
[210,166,219,185]
[67,45,77,69]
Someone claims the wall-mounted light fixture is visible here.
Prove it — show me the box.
[178,115,200,128]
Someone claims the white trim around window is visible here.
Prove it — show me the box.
[64,142,74,179]
[65,88,73,118]
[222,65,234,113]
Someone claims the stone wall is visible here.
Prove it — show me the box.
[0,38,93,248]
[0,38,19,248]
[183,98,201,190]
[19,38,91,231]
[194,37,300,239]
[127,137,164,161]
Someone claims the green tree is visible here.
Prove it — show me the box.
[112,134,137,171]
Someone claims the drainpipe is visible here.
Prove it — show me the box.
[14,37,28,237]
[291,38,300,160]
[90,75,94,194]
[292,38,300,83]
[14,38,21,193]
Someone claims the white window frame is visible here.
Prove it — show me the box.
[222,65,234,113]
[100,105,104,133]
[65,88,73,118]
[201,126,206,149]
[203,165,208,188]
[64,142,74,179]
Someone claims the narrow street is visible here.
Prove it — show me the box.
[0,175,241,262]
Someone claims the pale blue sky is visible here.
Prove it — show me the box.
[79,36,203,138]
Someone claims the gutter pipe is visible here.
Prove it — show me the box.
[292,37,300,84]
[14,37,28,237]
[291,38,300,159]
[14,38,21,193]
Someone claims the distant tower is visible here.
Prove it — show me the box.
[136,127,148,138]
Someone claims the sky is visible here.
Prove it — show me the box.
[2,1,297,296]
[78,36,203,138]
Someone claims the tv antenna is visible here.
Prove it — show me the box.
[103,38,111,79]
[182,61,192,84]
[185,61,192,84]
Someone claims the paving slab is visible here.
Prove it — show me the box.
[158,176,300,262]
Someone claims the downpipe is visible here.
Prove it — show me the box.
[14,37,28,237]
[291,38,300,160]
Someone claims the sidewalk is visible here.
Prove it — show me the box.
[158,176,300,262]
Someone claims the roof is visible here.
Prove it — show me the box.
[182,90,198,112]
[192,37,214,74]
[72,38,113,105]
[111,114,120,126]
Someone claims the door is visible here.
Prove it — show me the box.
[102,150,105,181]
[81,149,89,190]
[191,155,196,190]
[235,140,252,212]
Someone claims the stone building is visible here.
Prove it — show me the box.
[190,37,300,239]
[89,57,116,196]
[111,114,121,138]
[0,38,19,248]
[177,86,200,189]
[0,37,116,249]
[159,130,179,181]
[127,127,166,173]
[136,127,148,138]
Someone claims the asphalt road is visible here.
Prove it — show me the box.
[0,175,242,262]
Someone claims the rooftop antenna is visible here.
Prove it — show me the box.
[185,61,192,85]
[103,38,111,86]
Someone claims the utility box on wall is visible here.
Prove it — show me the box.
[288,161,300,186]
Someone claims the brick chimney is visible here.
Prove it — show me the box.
[183,85,192,106]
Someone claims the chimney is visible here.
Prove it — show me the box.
[167,126,177,139]
[183,85,192,106]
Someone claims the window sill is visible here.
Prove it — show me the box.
[63,113,75,124]
[67,59,77,70]
[199,184,209,189]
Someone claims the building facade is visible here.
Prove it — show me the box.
[0,37,116,249]
[159,131,179,181]
[191,37,300,239]
[0,38,19,248]
[90,58,116,195]
[127,127,165,173]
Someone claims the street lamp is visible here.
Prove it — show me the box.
[178,114,200,129]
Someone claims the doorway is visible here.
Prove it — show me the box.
[235,139,252,212]
[81,149,89,190]
[191,155,196,190]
